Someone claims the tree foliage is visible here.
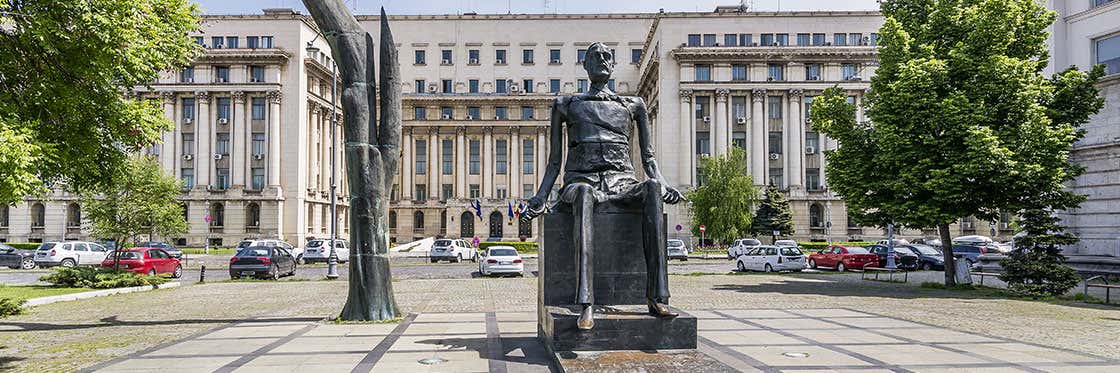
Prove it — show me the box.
[809,0,1104,284]
[999,209,1080,298]
[0,0,200,204]
[82,157,189,250]
[687,147,758,244]
[750,185,795,240]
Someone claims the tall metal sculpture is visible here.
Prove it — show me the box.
[302,0,401,321]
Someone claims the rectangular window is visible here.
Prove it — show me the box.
[576,79,588,93]
[806,63,822,80]
[842,63,858,79]
[193,36,204,46]
[740,33,753,46]
[414,50,425,64]
[1095,0,1117,7]
[495,49,506,64]
[1096,33,1120,75]
[495,79,508,93]
[469,140,480,174]
[870,33,880,46]
[797,33,810,46]
[415,184,428,202]
[695,64,712,81]
[523,184,534,198]
[214,66,230,82]
[523,139,534,174]
[211,36,224,48]
[761,33,774,46]
[776,34,788,46]
[631,48,642,63]
[549,49,561,63]
[733,132,747,150]
[834,33,847,46]
[216,133,230,155]
[696,132,710,155]
[216,168,230,190]
[694,96,710,119]
[731,64,747,81]
[769,167,784,189]
[216,98,230,120]
[442,139,453,175]
[521,106,534,120]
[225,36,238,49]
[391,184,399,201]
[806,132,820,153]
[549,79,561,93]
[182,133,195,155]
[442,184,453,201]
[442,79,453,93]
[252,133,265,156]
[812,33,826,46]
[250,66,265,82]
[768,96,783,119]
[415,80,426,93]
[768,132,782,154]
[807,168,821,191]
[522,79,534,93]
[441,106,453,119]
[523,49,534,64]
[496,185,508,199]
[181,168,194,189]
[251,98,266,120]
[468,49,480,64]
[260,36,273,48]
[849,33,863,46]
[415,140,427,175]
[702,34,717,46]
[247,36,259,48]
[724,34,738,47]
[182,98,195,121]
[732,96,747,120]
[469,184,480,199]
[687,34,701,47]
[767,63,784,81]
[467,106,480,120]
[414,106,427,120]
[469,79,479,93]
[180,67,194,82]
[251,168,264,190]
[577,49,587,63]
[495,106,508,120]
[441,49,452,64]
[495,139,507,174]
[805,96,814,119]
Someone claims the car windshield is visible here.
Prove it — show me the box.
[37,243,56,251]
[910,244,941,255]
[845,247,870,254]
[109,251,143,260]
[236,241,253,249]
[236,248,272,257]
[307,240,323,248]
[743,239,761,246]
[667,240,684,248]
[781,247,803,256]
[489,248,517,256]
[435,239,453,246]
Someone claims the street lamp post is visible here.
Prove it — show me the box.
[307,41,340,280]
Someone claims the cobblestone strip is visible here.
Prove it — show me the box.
[77,318,259,373]
[350,313,417,373]
[486,312,508,373]
[212,323,317,373]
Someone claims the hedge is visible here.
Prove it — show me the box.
[5,243,42,251]
[798,241,871,253]
[478,241,538,253]
[39,267,170,289]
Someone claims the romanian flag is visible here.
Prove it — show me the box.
[507,201,515,219]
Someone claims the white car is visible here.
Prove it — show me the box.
[736,245,807,272]
[876,239,911,246]
[302,239,349,263]
[34,241,110,268]
[727,238,762,259]
[774,239,798,247]
[478,246,523,276]
[667,239,688,261]
[430,238,478,263]
[236,239,302,263]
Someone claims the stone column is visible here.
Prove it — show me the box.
[428,128,438,197]
[678,89,693,186]
[482,126,493,198]
[309,103,320,190]
[266,90,282,187]
[195,91,212,188]
[322,108,332,192]
[510,127,521,196]
[402,127,413,199]
[243,94,254,187]
[456,126,466,197]
[780,94,791,189]
[536,127,546,187]
[788,89,804,191]
[750,89,766,186]
[160,91,177,172]
[714,88,730,156]
[231,91,246,188]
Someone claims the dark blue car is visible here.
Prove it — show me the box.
[951,244,989,264]
[900,244,945,271]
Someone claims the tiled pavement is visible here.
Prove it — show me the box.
[82,308,1120,373]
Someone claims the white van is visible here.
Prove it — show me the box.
[34,241,110,268]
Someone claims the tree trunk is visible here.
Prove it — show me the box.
[303,0,401,321]
[938,223,956,286]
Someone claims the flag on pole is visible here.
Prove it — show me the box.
[507,201,515,219]
[471,200,483,219]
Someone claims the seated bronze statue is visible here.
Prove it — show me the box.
[522,42,684,330]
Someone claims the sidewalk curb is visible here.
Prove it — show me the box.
[24,282,182,307]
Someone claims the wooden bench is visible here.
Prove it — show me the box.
[861,267,908,283]
[1085,275,1119,303]
[971,272,1002,286]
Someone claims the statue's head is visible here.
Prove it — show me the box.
[582,42,614,83]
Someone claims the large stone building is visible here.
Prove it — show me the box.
[2,6,1030,247]
[1048,0,1120,257]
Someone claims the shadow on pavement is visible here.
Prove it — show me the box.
[0,315,325,333]
[413,336,552,368]
[0,345,24,370]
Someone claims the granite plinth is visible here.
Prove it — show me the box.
[539,305,697,352]
[553,350,737,373]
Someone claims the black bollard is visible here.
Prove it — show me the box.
[199,264,206,283]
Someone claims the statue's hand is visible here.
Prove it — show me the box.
[522,196,547,221]
[662,186,684,205]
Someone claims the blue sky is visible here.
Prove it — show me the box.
[193,0,880,15]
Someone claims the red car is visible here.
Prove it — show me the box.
[808,245,879,272]
[100,247,183,278]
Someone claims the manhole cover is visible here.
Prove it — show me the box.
[782,352,810,358]
[418,357,447,365]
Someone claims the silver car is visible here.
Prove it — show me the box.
[667,239,688,261]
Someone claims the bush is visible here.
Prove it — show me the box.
[479,241,538,253]
[0,297,24,318]
[999,209,1081,298]
[39,267,169,289]
[6,242,42,251]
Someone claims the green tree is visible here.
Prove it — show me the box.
[0,0,200,204]
[999,209,1080,297]
[750,185,795,243]
[82,157,189,268]
[809,0,1104,285]
[687,147,758,245]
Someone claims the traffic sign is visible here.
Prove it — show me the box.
[204,214,212,223]
[675,224,682,232]
[699,225,706,232]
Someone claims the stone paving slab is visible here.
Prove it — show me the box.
[86,308,1120,373]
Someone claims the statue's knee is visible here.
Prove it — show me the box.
[571,184,595,202]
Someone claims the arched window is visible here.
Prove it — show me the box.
[389,211,397,229]
[460,211,474,237]
[67,203,81,227]
[246,203,260,227]
[489,211,503,239]
[1,204,10,227]
[210,203,225,227]
[30,202,45,228]
[413,211,425,229]
[809,203,823,228]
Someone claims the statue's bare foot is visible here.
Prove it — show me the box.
[577,304,595,330]
[647,300,678,318]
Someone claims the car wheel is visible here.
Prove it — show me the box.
[61,259,76,268]
[736,261,747,272]
[764,264,773,273]
[173,265,183,278]
[431,258,439,263]
[922,262,933,271]
[230,273,240,280]
[21,257,36,270]
[808,259,817,269]
[454,254,462,263]
[148,268,157,276]
[837,263,846,272]
[269,265,279,280]
[297,255,305,265]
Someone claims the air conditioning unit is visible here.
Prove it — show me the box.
[442,114,451,120]
[184,118,194,124]
[809,76,821,81]
[183,154,194,160]
[253,154,264,160]
[826,41,832,46]
[769,153,780,160]
[805,146,816,154]
[527,115,534,120]
[767,77,774,81]
[510,85,520,93]
[551,59,561,64]
[751,42,759,47]
[427,85,437,93]
[218,118,228,125]
[496,59,505,64]
[213,154,223,160]
[250,78,262,83]
[771,42,779,46]
[442,59,452,64]
[469,58,479,64]
[736,117,747,124]
[216,78,228,83]
[466,115,474,120]
[862,36,870,45]
[847,76,863,81]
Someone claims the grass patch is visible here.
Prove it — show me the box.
[181,248,235,255]
[0,284,92,299]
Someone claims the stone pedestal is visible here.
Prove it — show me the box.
[540,305,697,351]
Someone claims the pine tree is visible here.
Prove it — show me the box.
[999,209,1081,298]
[751,185,794,243]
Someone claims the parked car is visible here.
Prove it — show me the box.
[668,239,689,261]
[100,247,183,278]
[229,246,297,280]
[235,239,302,264]
[866,244,919,270]
[951,244,990,264]
[912,237,942,247]
[736,245,807,272]
[478,246,523,276]
[902,244,945,271]
[727,238,762,259]
[774,239,798,248]
[0,243,37,270]
[875,239,910,246]
[137,241,182,259]
[807,245,879,272]
[34,241,110,268]
[430,238,478,263]
[954,235,1007,254]
[303,239,349,263]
